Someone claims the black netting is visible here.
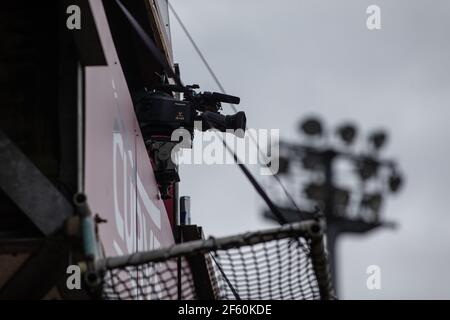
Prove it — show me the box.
[100,258,196,300]
[210,238,320,299]
[94,221,334,300]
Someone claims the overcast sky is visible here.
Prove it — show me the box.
[169,0,450,299]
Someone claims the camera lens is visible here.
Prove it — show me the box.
[225,111,246,132]
[202,111,247,137]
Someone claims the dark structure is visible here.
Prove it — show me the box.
[263,116,404,292]
[0,1,333,300]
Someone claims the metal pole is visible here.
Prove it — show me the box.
[325,225,339,295]
[323,150,339,294]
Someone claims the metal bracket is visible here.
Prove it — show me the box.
[0,131,73,235]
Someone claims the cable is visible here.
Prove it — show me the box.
[209,252,241,300]
[168,1,226,97]
[218,132,287,225]
[168,1,303,215]
[115,0,183,86]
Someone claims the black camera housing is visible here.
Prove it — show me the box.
[135,91,196,139]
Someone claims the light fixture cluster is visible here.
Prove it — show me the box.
[271,116,403,225]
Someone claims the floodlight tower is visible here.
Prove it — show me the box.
[262,116,404,293]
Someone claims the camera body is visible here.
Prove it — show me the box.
[135,90,195,138]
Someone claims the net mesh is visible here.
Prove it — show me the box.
[100,258,196,300]
[94,221,333,300]
[210,238,320,300]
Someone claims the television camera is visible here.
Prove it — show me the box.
[134,83,247,199]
